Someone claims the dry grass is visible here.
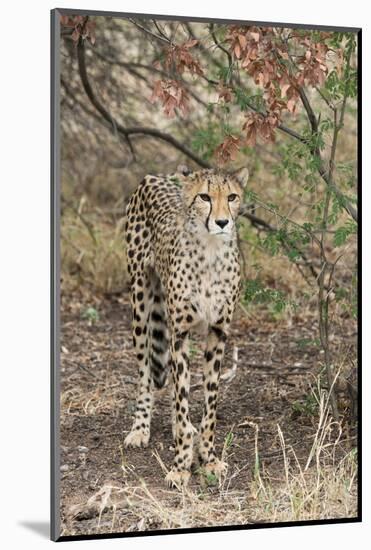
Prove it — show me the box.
[246,382,357,523]
[61,196,127,294]
[61,382,357,535]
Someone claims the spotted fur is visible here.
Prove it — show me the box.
[124,167,248,487]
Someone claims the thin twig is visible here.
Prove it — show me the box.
[76,37,211,168]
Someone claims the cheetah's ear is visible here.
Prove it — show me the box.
[234,167,249,188]
[177,164,193,176]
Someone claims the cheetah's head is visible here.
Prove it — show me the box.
[182,168,249,239]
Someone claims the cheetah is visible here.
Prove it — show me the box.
[124,167,249,488]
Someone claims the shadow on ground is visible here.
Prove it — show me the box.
[18,521,49,539]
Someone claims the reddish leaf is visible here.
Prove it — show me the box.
[71,28,80,42]
[150,79,190,118]
[215,135,241,164]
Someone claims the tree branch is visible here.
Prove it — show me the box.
[185,22,225,71]
[87,44,208,108]
[128,19,170,45]
[76,37,211,168]
[298,86,357,222]
[209,23,233,80]
[244,98,307,143]
[240,206,318,282]
[241,85,357,222]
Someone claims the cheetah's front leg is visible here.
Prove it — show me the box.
[171,379,198,442]
[165,331,194,489]
[198,326,228,478]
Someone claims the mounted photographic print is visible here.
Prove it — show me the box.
[51,8,361,541]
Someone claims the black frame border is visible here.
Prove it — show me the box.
[51,7,362,542]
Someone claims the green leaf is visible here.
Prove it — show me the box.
[233,88,264,112]
[333,221,357,247]
[243,278,296,313]
[82,306,99,324]
[191,124,221,160]
[224,431,234,449]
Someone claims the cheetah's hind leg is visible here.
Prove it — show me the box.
[124,272,154,449]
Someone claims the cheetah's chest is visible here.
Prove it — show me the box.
[184,239,238,327]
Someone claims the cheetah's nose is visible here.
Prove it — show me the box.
[215,219,229,229]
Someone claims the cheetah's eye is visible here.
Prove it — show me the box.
[228,193,238,202]
[199,194,211,202]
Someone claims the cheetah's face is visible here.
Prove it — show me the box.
[183,169,248,239]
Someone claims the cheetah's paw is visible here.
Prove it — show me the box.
[203,459,228,479]
[165,469,191,489]
[124,429,150,448]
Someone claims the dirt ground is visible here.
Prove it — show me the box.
[59,287,358,536]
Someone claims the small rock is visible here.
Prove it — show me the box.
[77,446,89,454]
[60,464,69,472]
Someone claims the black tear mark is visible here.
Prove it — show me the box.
[205,181,212,231]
